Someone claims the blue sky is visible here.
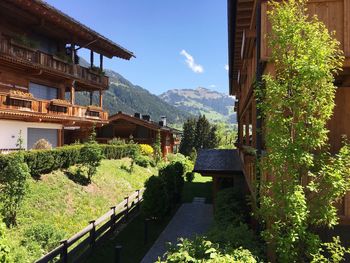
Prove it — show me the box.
[46,0,229,95]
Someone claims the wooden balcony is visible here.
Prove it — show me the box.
[0,37,109,89]
[0,92,108,124]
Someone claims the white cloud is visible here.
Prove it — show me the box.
[225,64,229,71]
[180,49,204,73]
[209,84,216,88]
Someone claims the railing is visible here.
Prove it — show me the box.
[0,37,109,88]
[0,93,108,122]
[36,189,144,263]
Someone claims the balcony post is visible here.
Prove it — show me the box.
[71,43,75,63]
[90,91,93,105]
[70,85,75,105]
[100,54,103,71]
[99,89,103,108]
[90,50,94,68]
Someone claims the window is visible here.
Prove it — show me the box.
[29,83,58,100]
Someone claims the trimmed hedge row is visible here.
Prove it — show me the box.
[0,144,140,177]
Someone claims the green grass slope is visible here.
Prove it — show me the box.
[5,158,157,262]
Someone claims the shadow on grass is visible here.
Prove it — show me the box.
[182,179,213,204]
[64,170,90,186]
[86,210,177,263]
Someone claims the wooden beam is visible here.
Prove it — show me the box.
[99,89,103,108]
[89,91,93,105]
[100,54,103,71]
[70,85,75,105]
[90,50,94,68]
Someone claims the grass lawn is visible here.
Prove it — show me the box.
[182,173,212,203]
[5,158,157,262]
[87,173,212,262]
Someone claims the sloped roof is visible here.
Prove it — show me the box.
[194,149,243,174]
[4,0,134,59]
[108,112,180,134]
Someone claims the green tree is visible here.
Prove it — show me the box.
[194,115,211,149]
[79,142,103,183]
[179,118,196,156]
[256,0,349,262]
[207,125,219,149]
[153,131,162,164]
[0,153,29,226]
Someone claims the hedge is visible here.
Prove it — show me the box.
[0,144,140,177]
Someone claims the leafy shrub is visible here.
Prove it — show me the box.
[157,236,258,263]
[32,139,52,150]
[108,138,127,145]
[140,144,154,156]
[100,144,140,160]
[0,223,11,262]
[0,152,29,226]
[22,223,65,252]
[208,223,265,259]
[135,155,150,168]
[214,187,249,228]
[167,153,194,173]
[0,144,139,178]
[79,143,103,182]
[159,161,185,204]
[142,176,169,219]
[185,172,195,182]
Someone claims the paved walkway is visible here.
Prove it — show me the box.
[141,198,213,263]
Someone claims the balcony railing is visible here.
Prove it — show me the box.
[0,92,108,122]
[0,37,109,88]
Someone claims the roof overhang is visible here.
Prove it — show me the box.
[3,0,134,60]
[228,0,255,95]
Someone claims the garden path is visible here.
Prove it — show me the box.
[140,197,213,263]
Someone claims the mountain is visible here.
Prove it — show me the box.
[74,69,191,125]
[159,87,236,123]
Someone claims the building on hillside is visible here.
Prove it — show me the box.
[227,0,350,227]
[0,0,134,151]
[96,112,181,157]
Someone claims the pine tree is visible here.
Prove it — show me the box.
[194,115,210,149]
[179,118,196,156]
[206,125,219,149]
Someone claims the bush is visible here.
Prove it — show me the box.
[135,155,150,168]
[142,176,169,219]
[22,223,65,252]
[108,138,127,145]
[159,161,185,204]
[0,144,140,178]
[0,223,11,262]
[140,144,154,156]
[80,143,103,182]
[185,172,195,182]
[32,139,52,150]
[208,223,265,259]
[157,236,258,263]
[214,187,249,228]
[0,152,29,226]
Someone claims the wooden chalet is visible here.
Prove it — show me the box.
[96,112,181,157]
[0,0,134,151]
[228,0,350,225]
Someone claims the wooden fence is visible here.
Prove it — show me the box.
[36,189,144,263]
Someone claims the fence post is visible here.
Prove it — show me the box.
[137,189,141,212]
[115,245,122,263]
[60,239,68,263]
[110,206,116,232]
[124,196,129,222]
[89,220,96,251]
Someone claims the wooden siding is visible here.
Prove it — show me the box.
[261,0,350,61]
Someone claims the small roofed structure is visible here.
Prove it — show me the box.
[194,149,246,206]
[97,112,181,157]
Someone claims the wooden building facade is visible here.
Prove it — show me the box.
[0,0,133,151]
[97,112,181,157]
[228,0,350,223]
